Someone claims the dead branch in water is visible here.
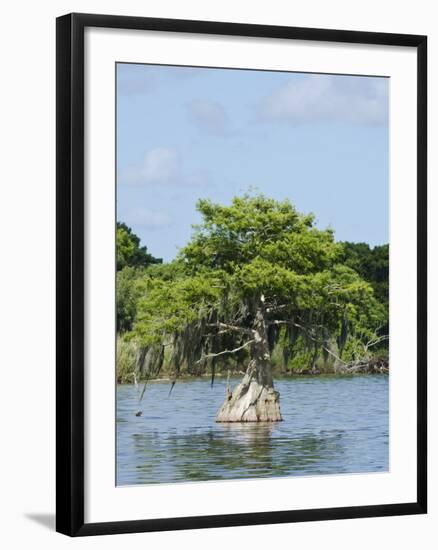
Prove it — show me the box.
[336,357,389,374]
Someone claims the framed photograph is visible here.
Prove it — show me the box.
[56,13,427,536]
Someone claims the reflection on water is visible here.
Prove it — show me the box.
[117,375,388,485]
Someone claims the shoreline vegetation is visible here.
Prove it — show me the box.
[116,335,388,385]
[116,195,389,405]
[118,368,389,385]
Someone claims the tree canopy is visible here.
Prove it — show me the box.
[129,195,388,385]
[116,222,162,271]
[339,241,389,305]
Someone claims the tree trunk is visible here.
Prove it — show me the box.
[216,306,282,422]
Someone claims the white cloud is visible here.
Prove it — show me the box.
[187,99,229,135]
[128,147,181,184]
[121,146,212,188]
[260,75,388,126]
[124,207,171,230]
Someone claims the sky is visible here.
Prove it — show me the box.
[116,63,389,262]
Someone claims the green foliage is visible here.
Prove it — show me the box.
[143,260,186,281]
[116,222,162,270]
[182,195,339,273]
[121,194,388,381]
[117,267,143,332]
[135,270,226,346]
[116,333,140,383]
[339,242,389,305]
[117,260,187,333]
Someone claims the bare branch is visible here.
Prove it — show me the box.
[271,318,348,366]
[294,323,347,365]
[266,304,289,314]
[364,334,389,351]
[196,339,255,363]
[207,322,254,336]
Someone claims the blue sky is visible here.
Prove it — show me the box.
[117,63,388,262]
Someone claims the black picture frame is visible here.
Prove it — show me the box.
[56,12,427,537]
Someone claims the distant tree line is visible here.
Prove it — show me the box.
[116,222,162,271]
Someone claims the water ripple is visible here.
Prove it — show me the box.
[117,375,388,485]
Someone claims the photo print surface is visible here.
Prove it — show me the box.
[115,63,389,486]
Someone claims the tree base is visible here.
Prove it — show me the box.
[216,375,282,422]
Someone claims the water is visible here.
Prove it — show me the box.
[117,375,389,485]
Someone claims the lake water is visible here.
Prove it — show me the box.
[117,375,388,485]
